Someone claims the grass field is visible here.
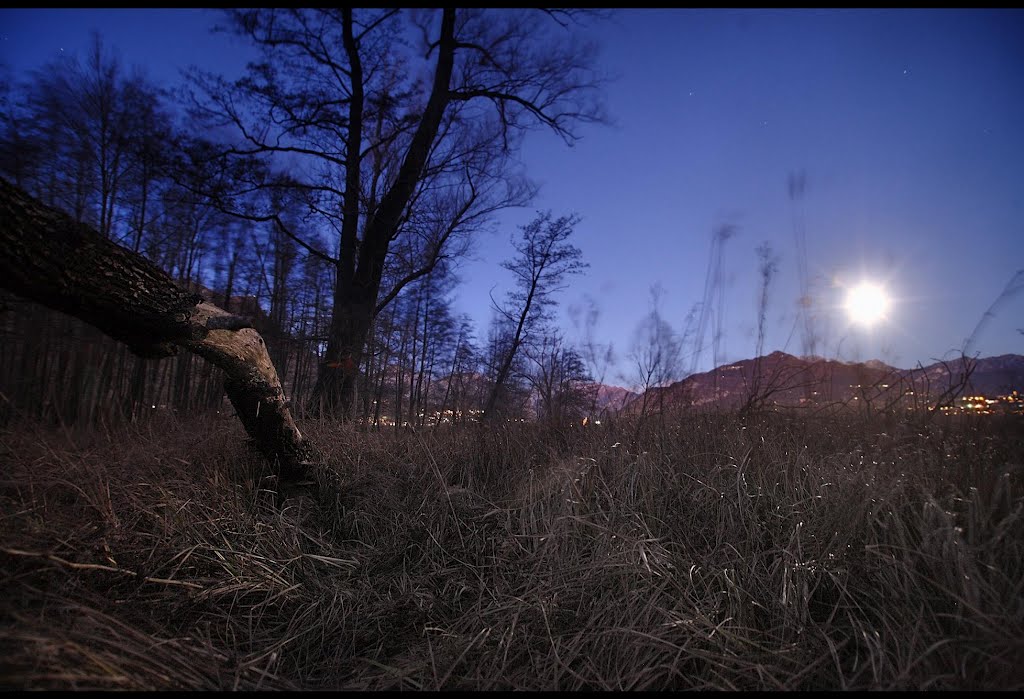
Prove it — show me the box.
[2,410,1022,689]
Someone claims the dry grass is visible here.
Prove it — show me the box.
[1,410,1022,689]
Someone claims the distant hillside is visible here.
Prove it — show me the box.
[619,352,1024,414]
[594,384,637,413]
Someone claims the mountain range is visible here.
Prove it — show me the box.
[611,351,1024,414]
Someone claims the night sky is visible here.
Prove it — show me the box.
[3,8,1022,384]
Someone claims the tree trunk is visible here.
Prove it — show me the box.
[0,176,315,481]
[310,278,372,420]
[309,9,457,421]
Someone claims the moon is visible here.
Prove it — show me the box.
[844,282,890,326]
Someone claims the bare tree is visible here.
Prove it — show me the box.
[483,211,588,420]
[524,331,594,425]
[626,285,683,420]
[184,8,605,419]
[481,313,530,420]
[435,315,479,425]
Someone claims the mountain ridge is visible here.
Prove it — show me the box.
[616,351,1024,414]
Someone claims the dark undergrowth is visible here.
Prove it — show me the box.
[1,410,1022,689]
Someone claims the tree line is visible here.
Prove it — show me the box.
[0,9,611,429]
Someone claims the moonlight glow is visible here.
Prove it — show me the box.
[844,282,890,326]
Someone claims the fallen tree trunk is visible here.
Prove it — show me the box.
[0,176,315,480]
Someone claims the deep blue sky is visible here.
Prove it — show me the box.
[3,9,1022,385]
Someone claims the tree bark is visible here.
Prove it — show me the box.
[0,176,315,480]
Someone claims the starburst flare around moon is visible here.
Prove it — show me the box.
[844,281,891,327]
